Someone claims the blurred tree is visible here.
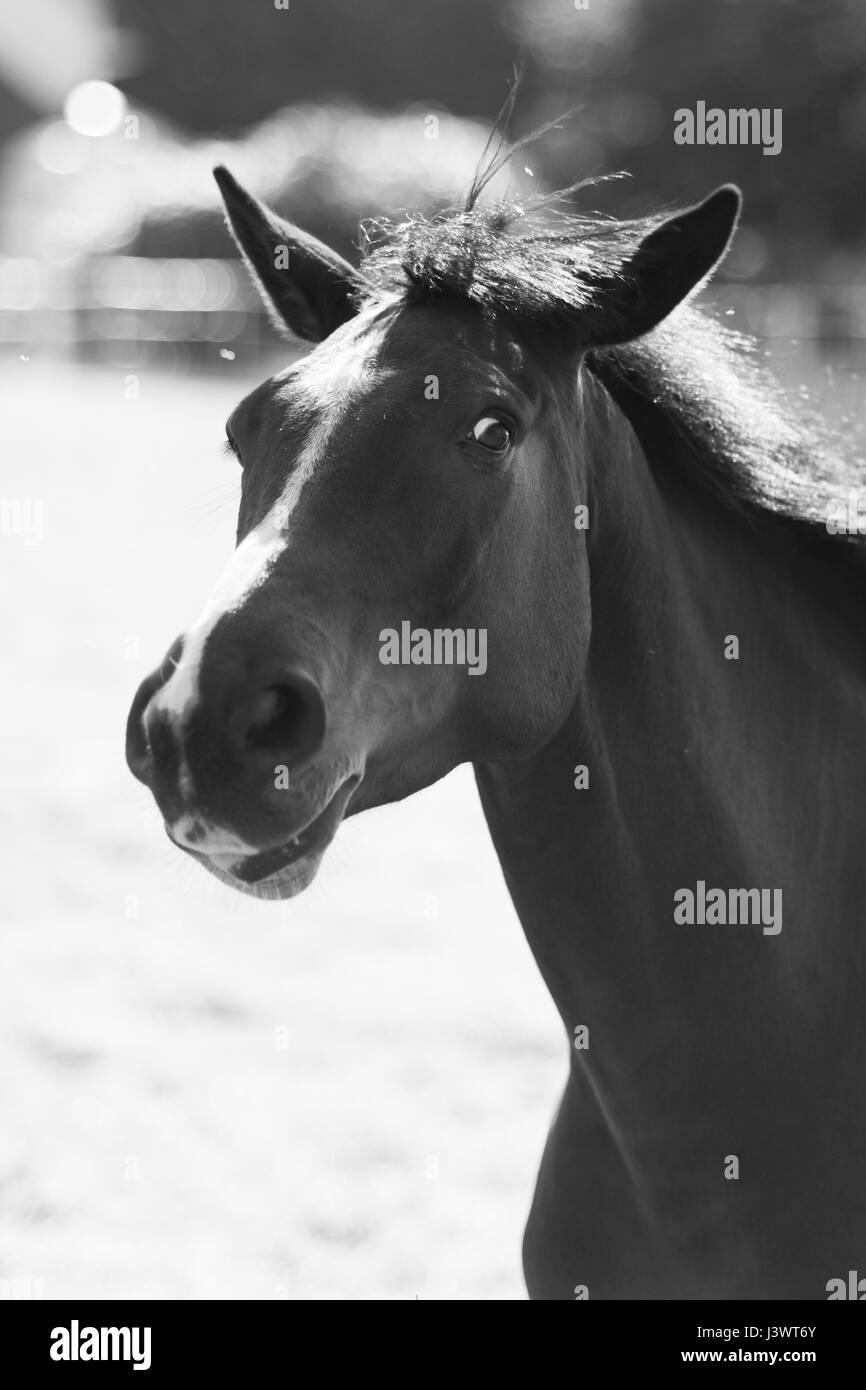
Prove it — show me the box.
[511,0,866,282]
[114,0,533,130]
[112,0,866,282]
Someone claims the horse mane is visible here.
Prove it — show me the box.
[357,193,865,565]
[588,307,865,550]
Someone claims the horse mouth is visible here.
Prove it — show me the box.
[186,773,361,901]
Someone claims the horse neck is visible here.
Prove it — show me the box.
[475,365,866,1027]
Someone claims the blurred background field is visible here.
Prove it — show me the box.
[0,362,563,1300]
[0,0,864,1301]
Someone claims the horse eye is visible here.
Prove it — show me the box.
[468,415,512,453]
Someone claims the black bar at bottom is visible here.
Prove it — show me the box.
[0,1298,861,1375]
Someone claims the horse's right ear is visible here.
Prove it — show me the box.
[581,184,742,347]
[213,166,358,342]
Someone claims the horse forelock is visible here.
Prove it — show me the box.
[358,198,647,329]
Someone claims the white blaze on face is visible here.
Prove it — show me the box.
[153,509,284,726]
[150,511,283,728]
[151,463,310,841]
[152,314,387,856]
[151,345,368,729]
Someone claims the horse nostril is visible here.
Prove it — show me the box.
[233,673,326,771]
[246,686,301,747]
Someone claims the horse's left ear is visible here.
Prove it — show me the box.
[213,166,358,341]
[585,184,742,346]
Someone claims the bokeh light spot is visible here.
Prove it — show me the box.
[63,81,127,138]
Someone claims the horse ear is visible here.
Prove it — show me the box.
[585,184,742,346]
[213,166,358,342]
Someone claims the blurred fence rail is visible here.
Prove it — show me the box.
[0,255,266,367]
[1,256,866,369]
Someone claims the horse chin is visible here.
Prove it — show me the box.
[192,770,362,901]
[199,848,325,901]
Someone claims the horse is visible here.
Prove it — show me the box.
[126,158,866,1300]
